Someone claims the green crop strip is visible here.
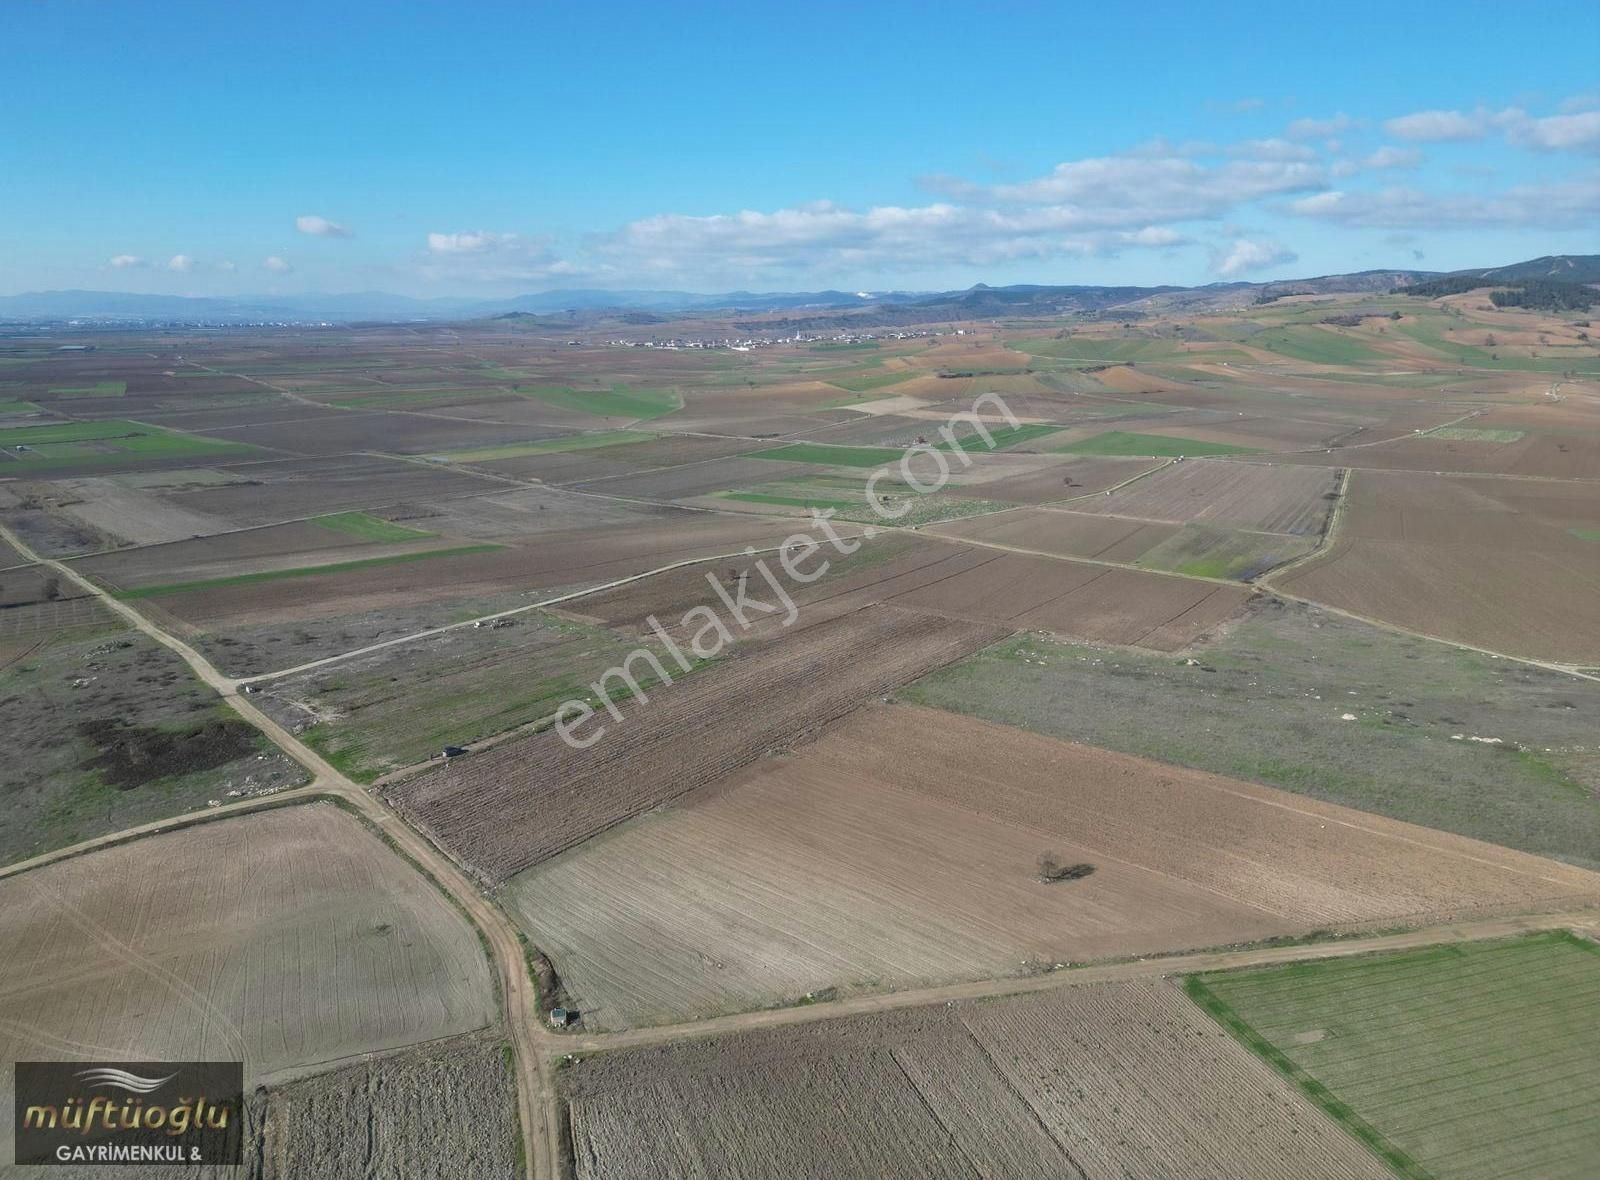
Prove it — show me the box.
[1182,975,1435,1179]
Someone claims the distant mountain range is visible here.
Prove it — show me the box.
[0,255,1593,326]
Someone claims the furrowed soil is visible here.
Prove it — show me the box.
[903,598,1600,869]
[384,605,1007,883]
[1067,458,1339,533]
[1272,469,1600,663]
[251,1033,521,1179]
[563,978,1388,1180]
[506,702,1599,1028]
[1190,931,1600,1180]
[0,803,498,1167]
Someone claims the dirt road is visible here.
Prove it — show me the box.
[555,906,1599,1058]
[0,521,559,1180]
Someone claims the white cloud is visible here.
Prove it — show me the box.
[109,254,145,269]
[426,230,521,254]
[1289,177,1600,229]
[1383,103,1600,151]
[296,214,351,238]
[1286,113,1354,140]
[262,256,293,273]
[1385,108,1487,142]
[1118,226,1188,247]
[1211,238,1298,277]
[589,199,1202,279]
[167,254,194,272]
[417,231,574,283]
[1363,146,1423,170]
[217,260,237,273]
[1505,109,1600,151]
[956,151,1327,222]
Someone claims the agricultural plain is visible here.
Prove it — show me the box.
[3,283,1598,1176]
[563,979,1389,1180]
[1190,932,1600,1179]
[507,703,1600,1028]
[0,803,498,1167]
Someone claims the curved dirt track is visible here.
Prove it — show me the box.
[0,522,557,1180]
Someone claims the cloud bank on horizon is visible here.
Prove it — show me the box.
[89,91,1596,295]
[405,96,1597,290]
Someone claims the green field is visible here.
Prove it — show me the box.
[941,422,1065,451]
[1135,523,1315,581]
[48,381,126,398]
[516,384,680,419]
[1422,426,1527,442]
[0,418,256,471]
[1253,325,1387,365]
[749,442,906,468]
[901,602,1600,869]
[1054,430,1260,457]
[272,613,681,781]
[311,512,434,542]
[0,400,41,416]
[717,491,860,511]
[114,545,501,599]
[440,430,656,463]
[1017,336,1254,364]
[825,368,917,394]
[1187,932,1600,1180]
[1570,528,1600,542]
[1395,317,1600,375]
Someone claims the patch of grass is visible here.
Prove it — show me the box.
[1569,528,1600,542]
[0,400,42,416]
[809,341,880,352]
[1188,933,1600,1180]
[1016,336,1246,363]
[1421,426,1527,442]
[901,603,1600,869]
[48,380,127,398]
[941,422,1064,451]
[1252,326,1386,366]
[440,430,655,463]
[827,369,916,393]
[268,614,705,781]
[1054,430,1259,457]
[1182,975,1431,1178]
[516,384,680,420]
[1395,316,1600,374]
[0,418,256,471]
[114,544,502,599]
[716,492,860,511]
[749,442,906,468]
[311,512,434,542]
[1137,524,1315,582]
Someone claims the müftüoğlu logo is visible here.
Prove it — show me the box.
[14,1061,243,1167]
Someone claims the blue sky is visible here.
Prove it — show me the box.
[2,0,1596,296]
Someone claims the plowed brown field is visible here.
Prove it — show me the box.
[0,803,497,1162]
[1070,459,1339,533]
[563,978,1390,1179]
[384,607,1007,883]
[506,703,1600,1027]
[1275,470,1600,662]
